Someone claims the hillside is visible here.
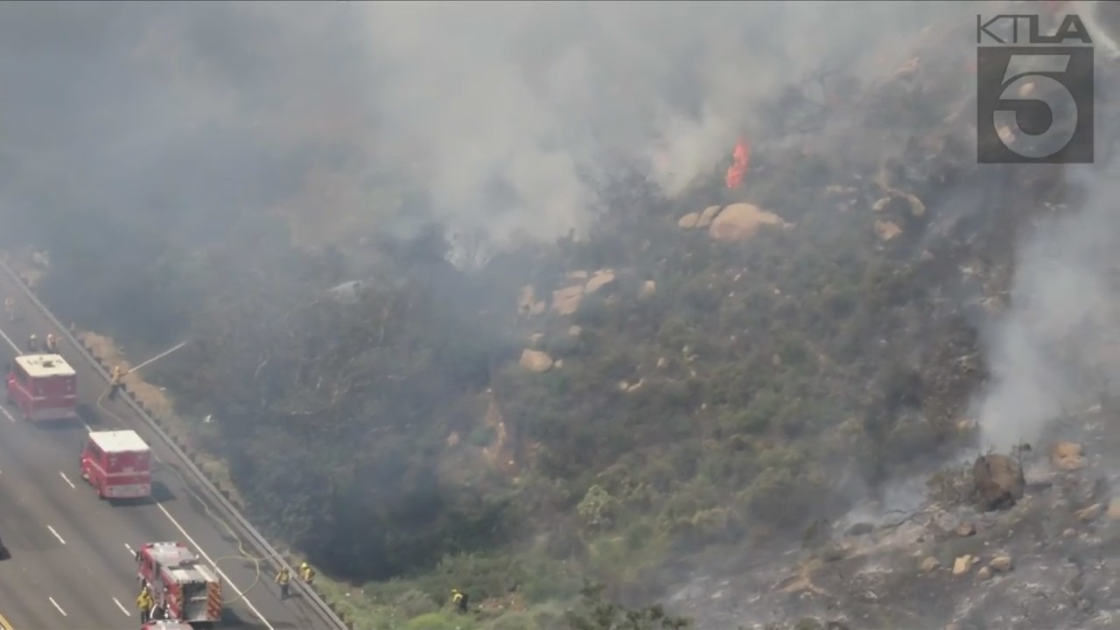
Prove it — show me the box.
[4,6,1120,630]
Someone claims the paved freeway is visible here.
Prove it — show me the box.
[0,268,338,629]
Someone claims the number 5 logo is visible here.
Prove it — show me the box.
[992,54,1078,159]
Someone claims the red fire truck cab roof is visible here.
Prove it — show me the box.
[142,621,195,630]
[88,429,150,453]
[140,541,219,582]
[141,541,201,568]
[13,354,75,378]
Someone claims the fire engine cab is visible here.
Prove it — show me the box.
[80,429,152,501]
[5,353,77,422]
[137,542,223,627]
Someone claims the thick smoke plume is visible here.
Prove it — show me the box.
[975,162,1120,451]
[350,1,949,239]
[0,1,953,247]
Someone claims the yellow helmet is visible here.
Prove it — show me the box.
[300,562,309,569]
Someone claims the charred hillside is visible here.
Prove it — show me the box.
[5,5,1120,630]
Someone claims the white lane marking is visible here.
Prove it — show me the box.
[156,503,275,630]
[124,542,134,556]
[0,305,268,625]
[59,471,76,489]
[46,525,66,545]
[0,405,14,423]
[48,596,67,616]
[0,324,18,353]
[113,597,130,616]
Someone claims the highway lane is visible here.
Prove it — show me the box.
[0,271,331,629]
[0,417,137,629]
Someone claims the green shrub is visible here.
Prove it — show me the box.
[393,589,440,619]
[406,612,473,630]
[468,425,498,448]
[485,611,539,630]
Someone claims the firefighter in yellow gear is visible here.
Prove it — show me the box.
[109,365,125,400]
[299,561,315,585]
[136,587,154,624]
[3,296,13,322]
[45,333,58,353]
[275,566,292,600]
[451,588,469,613]
[26,334,37,353]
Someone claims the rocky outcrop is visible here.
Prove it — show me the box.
[874,220,902,241]
[696,205,721,228]
[677,205,721,229]
[988,555,1013,573]
[518,285,546,316]
[519,349,554,373]
[972,454,1024,511]
[585,269,616,294]
[552,285,584,315]
[678,213,701,229]
[709,203,786,241]
[1050,441,1084,471]
[952,554,975,576]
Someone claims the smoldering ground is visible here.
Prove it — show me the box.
[973,161,1120,452]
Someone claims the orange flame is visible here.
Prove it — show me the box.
[725,139,751,189]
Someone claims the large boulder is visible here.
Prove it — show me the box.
[519,349,554,373]
[677,212,701,228]
[695,205,722,228]
[517,285,546,316]
[708,203,785,241]
[1050,441,1084,471]
[551,285,584,315]
[972,454,1025,511]
[585,269,616,294]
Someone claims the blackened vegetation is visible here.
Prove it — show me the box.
[972,453,1026,512]
[52,133,1004,592]
[2,30,1065,628]
[566,582,692,630]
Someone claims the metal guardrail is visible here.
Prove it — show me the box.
[0,257,350,630]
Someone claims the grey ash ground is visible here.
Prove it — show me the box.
[670,406,1120,630]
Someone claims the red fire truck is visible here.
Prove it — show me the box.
[5,353,78,422]
[80,429,152,501]
[137,541,223,626]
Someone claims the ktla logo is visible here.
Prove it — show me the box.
[976,13,1094,164]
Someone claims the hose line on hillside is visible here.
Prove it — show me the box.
[95,385,278,606]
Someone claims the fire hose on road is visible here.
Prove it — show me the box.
[94,381,269,607]
[0,256,350,630]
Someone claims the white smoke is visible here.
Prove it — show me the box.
[342,1,954,240]
[975,162,1120,450]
